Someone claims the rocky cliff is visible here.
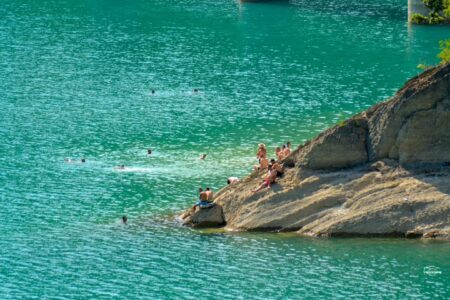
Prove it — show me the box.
[181,63,450,238]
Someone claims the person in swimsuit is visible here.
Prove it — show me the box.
[254,156,269,172]
[205,187,213,201]
[199,154,207,160]
[256,143,267,159]
[276,146,284,161]
[121,215,128,224]
[147,149,152,155]
[284,142,291,157]
[271,159,284,177]
[227,177,240,185]
[253,165,277,193]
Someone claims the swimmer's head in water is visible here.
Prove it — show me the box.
[193,89,198,92]
[151,90,155,94]
[122,215,127,224]
[206,187,210,191]
[81,158,86,163]
[287,141,291,147]
[147,149,152,154]
[198,187,203,193]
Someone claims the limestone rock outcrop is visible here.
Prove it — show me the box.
[181,205,225,228]
[180,63,450,238]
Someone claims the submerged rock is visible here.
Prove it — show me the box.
[180,64,450,238]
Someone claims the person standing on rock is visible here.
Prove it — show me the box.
[256,143,267,159]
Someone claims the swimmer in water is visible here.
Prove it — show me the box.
[115,165,125,170]
[81,158,86,163]
[147,149,152,155]
[199,154,207,160]
[122,215,127,224]
[151,90,155,94]
[193,88,199,93]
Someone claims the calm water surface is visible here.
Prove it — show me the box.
[1,0,449,298]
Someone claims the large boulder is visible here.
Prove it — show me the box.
[181,204,225,228]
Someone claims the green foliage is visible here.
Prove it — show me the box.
[416,0,450,23]
[423,0,444,12]
[438,39,450,63]
[429,12,446,23]
[444,0,450,18]
[411,13,429,24]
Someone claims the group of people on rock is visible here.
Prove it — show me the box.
[252,142,291,193]
[193,141,293,210]
[194,187,214,208]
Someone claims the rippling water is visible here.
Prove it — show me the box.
[1,0,449,298]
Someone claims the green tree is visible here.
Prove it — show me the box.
[438,39,450,64]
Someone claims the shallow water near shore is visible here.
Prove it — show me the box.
[1,0,449,298]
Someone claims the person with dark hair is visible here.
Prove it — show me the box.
[81,158,86,163]
[253,164,277,193]
[122,216,128,224]
[205,187,213,201]
[147,149,152,155]
[271,158,284,177]
[284,141,291,157]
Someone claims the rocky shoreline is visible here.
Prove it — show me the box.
[181,63,450,239]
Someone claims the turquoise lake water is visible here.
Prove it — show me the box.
[1,0,449,298]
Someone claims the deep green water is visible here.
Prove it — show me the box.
[1,0,449,298]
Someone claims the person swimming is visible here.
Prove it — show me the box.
[151,90,155,94]
[193,88,199,93]
[147,149,152,155]
[81,158,86,163]
[199,154,207,160]
[115,165,125,170]
[122,215,128,224]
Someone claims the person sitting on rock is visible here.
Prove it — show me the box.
[253,164,277,193]
[191,188,211,210]
[275,146,284,161]
[227,177,240,185]
[283,142,291,157]
[205,187,213,201]
[254,156,269,172]
[270,159,284,177]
